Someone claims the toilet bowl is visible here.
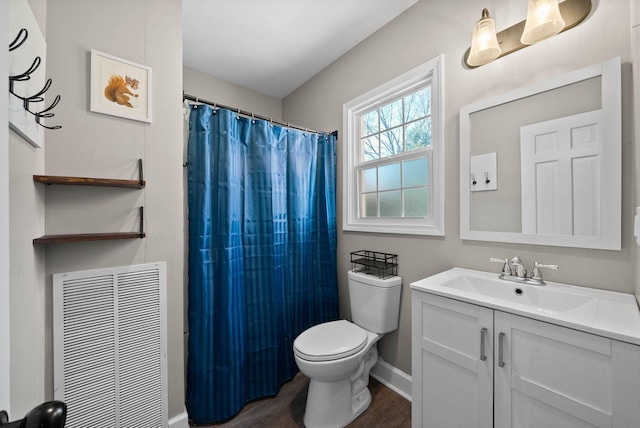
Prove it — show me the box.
[293,270,402,428]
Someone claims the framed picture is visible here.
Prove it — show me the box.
[90,49,152,123]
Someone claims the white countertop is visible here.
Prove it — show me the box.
[411,267,640,346]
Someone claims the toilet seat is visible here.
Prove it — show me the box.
[294,320,368,362]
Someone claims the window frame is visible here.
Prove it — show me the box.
[342,55,445,236]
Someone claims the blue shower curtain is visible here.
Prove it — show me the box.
[186,105,339,423]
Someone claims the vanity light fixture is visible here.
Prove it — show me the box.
[464,0,591,68]
[467,8,501,67]
[521,0,565,44]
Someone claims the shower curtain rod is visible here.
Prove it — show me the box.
[183,93,338,138]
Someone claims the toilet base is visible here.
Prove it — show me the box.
[302,380,372,428]
[301,345,378,428]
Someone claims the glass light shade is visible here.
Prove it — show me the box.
[521,0,566,45]
[467,9,501,67]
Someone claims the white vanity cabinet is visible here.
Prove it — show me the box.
[412,290,640,428]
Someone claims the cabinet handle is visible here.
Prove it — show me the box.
[498,332,506,368]
[480,327,488,361]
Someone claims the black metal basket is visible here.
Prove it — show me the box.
[350,250,398,279]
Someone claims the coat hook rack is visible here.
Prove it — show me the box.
[9,28,28,52]
[8,28,62,130]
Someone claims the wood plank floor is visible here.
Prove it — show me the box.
[189,372,411,427]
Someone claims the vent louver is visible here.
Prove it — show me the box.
[53,263,167,428]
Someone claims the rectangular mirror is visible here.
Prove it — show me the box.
[460,58,621,250]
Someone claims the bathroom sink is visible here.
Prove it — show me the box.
[438,274,596,315]
[411,267,640,345]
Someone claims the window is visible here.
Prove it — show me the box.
[343,55,444,235]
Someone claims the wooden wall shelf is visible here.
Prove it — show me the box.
[33,159,146,245]
[33,175,145,189]
[33,207,145,245]
[33,232,146,245]
[33,159,145,189]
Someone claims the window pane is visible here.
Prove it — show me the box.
[361,193,378,218]
[360,168,377,193]
[405,86,431,122]
[380,127,403,157]
[361,135,380,161]
[403,157,428,187]
[378,163,401,191]
[405,118,432,151]
[404,187,428,217]
[380,99,403,130]
[362,110,379,136]
[379,191,402,217]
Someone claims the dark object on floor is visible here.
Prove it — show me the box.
[0,401,67,428]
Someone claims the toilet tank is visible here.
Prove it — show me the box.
[348,270,402,334]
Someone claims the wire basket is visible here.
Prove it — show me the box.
[350,250,398,279]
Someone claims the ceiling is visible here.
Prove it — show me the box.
[182,0,419,99]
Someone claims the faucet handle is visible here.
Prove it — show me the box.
[490,258,512,275]
[530,262,559,282]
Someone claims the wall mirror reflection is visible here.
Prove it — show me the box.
[460,58,621,250]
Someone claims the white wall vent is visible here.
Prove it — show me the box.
[53,262,167,428]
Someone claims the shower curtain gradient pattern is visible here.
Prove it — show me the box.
[186,106,338,423]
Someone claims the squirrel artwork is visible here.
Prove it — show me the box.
[103,74,139,108]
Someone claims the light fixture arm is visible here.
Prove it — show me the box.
[464,0,592,68]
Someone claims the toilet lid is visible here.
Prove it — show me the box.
[294,320,368,362]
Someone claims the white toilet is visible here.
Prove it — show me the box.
[293,270,402,428]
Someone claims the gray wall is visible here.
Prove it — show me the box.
[282,0,635,375]
[184,67,282,121]
[8,0,47,417]
[8,0,185,420]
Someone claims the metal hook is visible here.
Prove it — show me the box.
[484,172,490,184]
[471,173,477,186]
[9,28,28,52]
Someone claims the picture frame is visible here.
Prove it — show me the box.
[90,49,152,123]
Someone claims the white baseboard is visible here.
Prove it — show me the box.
[370,357,412,402]
[168,411,189,428]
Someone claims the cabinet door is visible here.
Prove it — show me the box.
[412,291,493,427]
[494,311,640,428]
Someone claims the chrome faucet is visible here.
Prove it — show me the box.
[490,257,558,286]
[509,256,527,278]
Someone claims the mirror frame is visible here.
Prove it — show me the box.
[460,57,621,250]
